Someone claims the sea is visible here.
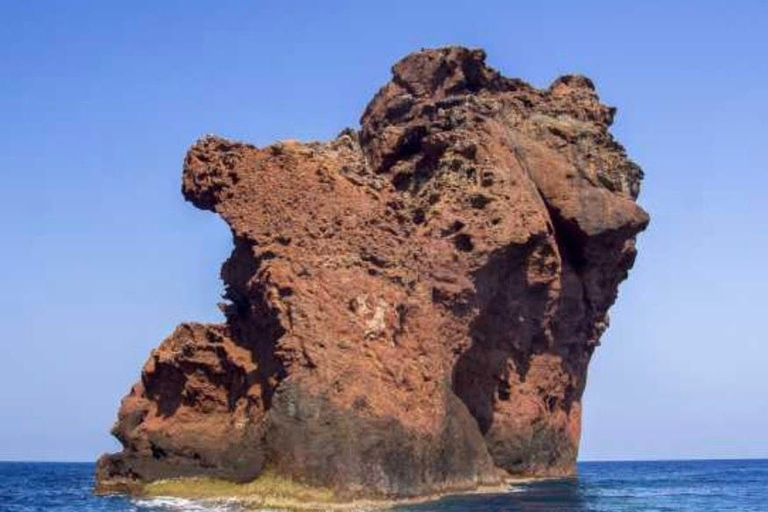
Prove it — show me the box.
[1,459,766,512]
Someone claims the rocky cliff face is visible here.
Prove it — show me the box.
[96,47,648,499]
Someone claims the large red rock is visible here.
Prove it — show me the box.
[96,47,648,499]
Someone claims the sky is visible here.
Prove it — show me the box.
[0,0,766,463]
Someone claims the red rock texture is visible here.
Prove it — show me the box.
[96,47,648,499]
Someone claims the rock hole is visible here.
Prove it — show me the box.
[441,220,465,237]
[470,194,492,209]
[392,170,412,191]
[545,396,558,412]
[498,380,511,401]
[454,234,474,252]
[150,443,167,460]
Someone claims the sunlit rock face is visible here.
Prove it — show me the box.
[96,47,648,499]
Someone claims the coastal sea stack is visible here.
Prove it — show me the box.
[96,47,648,501]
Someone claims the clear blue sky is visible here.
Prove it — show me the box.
[1,1,766,462]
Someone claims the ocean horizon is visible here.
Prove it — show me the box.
[5,457,766,464]
[2,459,766,511]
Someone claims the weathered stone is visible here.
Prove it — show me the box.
[96,47,648,499]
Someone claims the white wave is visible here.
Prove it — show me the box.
[132,496,249,512]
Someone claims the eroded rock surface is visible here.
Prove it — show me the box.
[96,47,649,499]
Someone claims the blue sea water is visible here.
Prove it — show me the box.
[1,459,766,512]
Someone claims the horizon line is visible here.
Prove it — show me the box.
[1,456,767,464]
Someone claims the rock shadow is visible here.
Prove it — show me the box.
[451,238,552,436]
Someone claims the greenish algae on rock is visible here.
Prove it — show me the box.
[141,472,531,511]
[143,472,337,511]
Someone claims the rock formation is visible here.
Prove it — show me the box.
[96,47,649,500]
